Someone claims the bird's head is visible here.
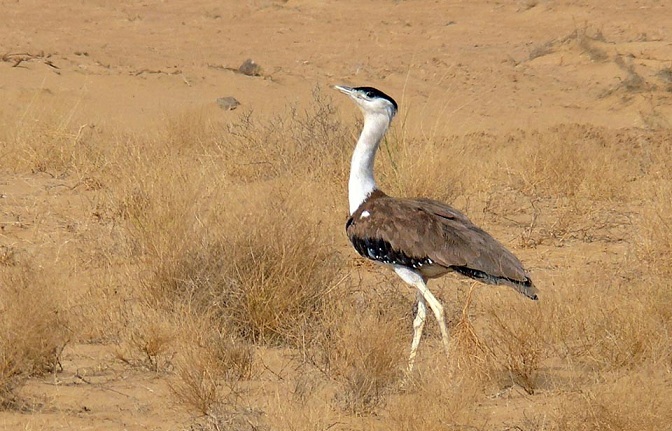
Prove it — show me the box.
[334,85,398,121]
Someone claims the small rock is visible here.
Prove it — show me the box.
[217,97,240,110]
[238,59,262,76]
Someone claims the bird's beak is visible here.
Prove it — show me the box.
[334,85,355,96]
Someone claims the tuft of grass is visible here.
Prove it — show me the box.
[447,285,494,381]
[377,134,464,203]
[636,182,672,280]
[304,278,410,414]
[170,332,254,416]
[115,305,178,372]
[504,125,642,200]
[446,284,545,395]
[537,261,669,375]
[527,25,609,62]
[222,86,352,185]
[0,263,69,410]
[486,297,545,394]
[329,310,407,414]
[0,99,106,180]
[657,66,672,92]
[576,32,609,62]
[0,246,17,267]
[553,370,672,430]
[598,56,650,98]
[98,91,355,417]
[528,40,555,60]
[388,371,481,431]
[145,190,346,347]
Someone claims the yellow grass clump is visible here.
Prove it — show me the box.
[0,263,69,410]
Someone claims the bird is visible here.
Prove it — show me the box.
[334,85,538,372]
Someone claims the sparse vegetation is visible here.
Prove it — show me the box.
[2,79,672,430]
[528,24,609,62]
[0,263,69,410]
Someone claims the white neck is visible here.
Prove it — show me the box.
[349,112,391,214]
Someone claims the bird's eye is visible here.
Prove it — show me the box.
[365,91,375,98]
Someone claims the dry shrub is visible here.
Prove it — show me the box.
[329,311,406,414]
[388,370,481,431]
[223,86,352,185]
[538,260,668,375]
[528,24,609,62]
[636,182,672,279]
[457,126,660,248]
[0,100,106,178]
[631,181,672,367]
[578,296,657,370]
[170,325,254,416]
[575,29,608,62]
[114,304,178,372]
[0,263,69,409]
[446,284,545,395]
[171,348,232,416]
[168,309,258,428]
[163,108,221,155]
[553,370,672,431]
[376,133,465,203]
[66,276,132,344]
[447,285,494,381]
[69,89,356,422]
[114,300,254,415]
[310,283,409,414]
[501,125,642,201]
[187,405,267,431]
[146,189,346,347]
[114,135,344,349]
[101,89,354,417]
[107,284,256,415]
[485,296,546,394]
[386,288,486,427]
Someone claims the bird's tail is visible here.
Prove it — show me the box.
[452,266,539,300]
[510,277,538,301]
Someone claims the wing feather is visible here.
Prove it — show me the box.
[347,194,538,299]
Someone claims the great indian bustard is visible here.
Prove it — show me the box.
[335,85,538,372]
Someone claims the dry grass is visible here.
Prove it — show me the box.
[636,182,672,279]
[388,370,482,430]
[320,288,408,414]
[220,86,352,185]
[145,193,347,347]
[486,298,545,394]
[2,89,672,429]
[170,322,254,416]
[528,25,609,63]
[497,125,643,201]
[376,132,465,203]
[0,263,69,409]
[0,96,106,180]
[553,370,672,431]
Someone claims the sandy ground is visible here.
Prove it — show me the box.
[2,0,671,134]
[1,0,671,429]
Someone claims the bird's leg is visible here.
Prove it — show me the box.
[394,266,450,365]
[415,279,450,357]
[408,291,427,373]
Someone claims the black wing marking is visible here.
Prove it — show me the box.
[349,235,434,270]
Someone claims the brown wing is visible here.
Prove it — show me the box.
[346,193,538,300]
